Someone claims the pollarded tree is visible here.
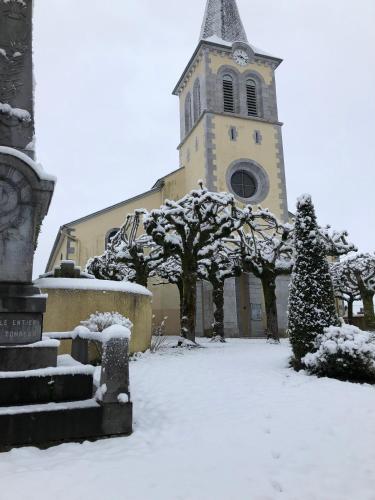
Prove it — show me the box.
[320,227,357,257]
[348,253,375,330]
[331,260,361,324]
[198,241,242,342]
[288,194,340,368]
[234,210,355,342]
[144,185,245,343]
[150,255,183,320]
[87,212,162,287]
[234,209,294,342]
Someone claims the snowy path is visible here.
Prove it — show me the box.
[1,339,375,500]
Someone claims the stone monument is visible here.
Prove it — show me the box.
[0,0,132,450]
[0,0,55,357]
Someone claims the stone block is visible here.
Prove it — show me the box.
[0,344,57,372]
[0,373,93,406]
[0,401,133,451]
[100,338,130,404]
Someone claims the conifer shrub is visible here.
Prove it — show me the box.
[288,194,340,368]
[303,325,375,384]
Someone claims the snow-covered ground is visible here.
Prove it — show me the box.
[1,339,375,500]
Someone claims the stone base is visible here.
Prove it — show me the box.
[0,372,93,406]
[0,283,47,346]
[0,401,133,451]
[0,343,58,372]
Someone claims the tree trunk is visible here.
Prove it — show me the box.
[177,279,184,326]
[135,266,148,288]
[261,273,280,342]
[347,298,354,325]
[361,290,375,331]
[181,273,197,342]
[212,281,225,341]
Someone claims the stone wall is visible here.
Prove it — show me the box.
[35,279,152,355]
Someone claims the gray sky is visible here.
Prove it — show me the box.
[33,0,375,277]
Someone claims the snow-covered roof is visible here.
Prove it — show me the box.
[35,277,152,297]
[0,146,56,183]
[199,0,277,58]
[200,0,248,44]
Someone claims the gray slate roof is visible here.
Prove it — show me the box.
[200,0,248,44]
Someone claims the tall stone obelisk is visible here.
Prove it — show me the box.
[0,0,55,352]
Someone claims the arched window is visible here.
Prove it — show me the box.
[185,93,192,135]
[246,79,258,117]
[193,79,201,123]
[105,228,120,248]
[223,74,235,113]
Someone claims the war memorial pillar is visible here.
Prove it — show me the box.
[0,0,55,352]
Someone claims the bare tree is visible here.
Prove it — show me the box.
[331,260,361,324]
[198,241,242,342]
[144,185,245,343]
[87,211,162,287]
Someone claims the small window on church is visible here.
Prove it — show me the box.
[246,79,258,117]
[223,75,235,113]
[230,170,257,199]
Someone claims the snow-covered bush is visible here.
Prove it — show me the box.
[81,311,133,333]
[303,325,375,383]
[80,312,133,363]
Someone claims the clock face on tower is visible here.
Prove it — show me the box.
[233,49,249,66]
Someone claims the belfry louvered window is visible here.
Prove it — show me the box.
[223,74,235,113]
[246,79,258,116]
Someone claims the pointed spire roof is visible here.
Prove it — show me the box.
[200,0,248,45]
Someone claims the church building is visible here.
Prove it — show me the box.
[46,0,290,337]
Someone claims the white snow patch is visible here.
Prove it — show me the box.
[75,324,131,343]
[34,277,152,296]
[0,338,59,350]
[0,399,98,416]
[0,362,94,379]
[0,102,31,122]
[0,146,56,182]
[0,340,374,500]
[95,384,107,402]
[117,393,129,404]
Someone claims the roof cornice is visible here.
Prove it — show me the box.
[172,40,282,96]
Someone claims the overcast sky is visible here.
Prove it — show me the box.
[32,0,375,277]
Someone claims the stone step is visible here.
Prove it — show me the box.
[0,363,95,406]
[0,399,133,451]
[0,338,59,372]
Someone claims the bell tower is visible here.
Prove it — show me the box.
[173,0,288,222]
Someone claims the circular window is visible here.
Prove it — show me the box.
[230,170,257,199]
[226,160,270,204]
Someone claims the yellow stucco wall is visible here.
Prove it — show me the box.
[213,115,284,220]
[50,189,163,271]
[40,287,152,355]
[179,117,206,192]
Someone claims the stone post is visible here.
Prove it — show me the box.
[99,338,130,404]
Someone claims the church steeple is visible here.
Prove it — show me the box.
[200,0,248,45]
